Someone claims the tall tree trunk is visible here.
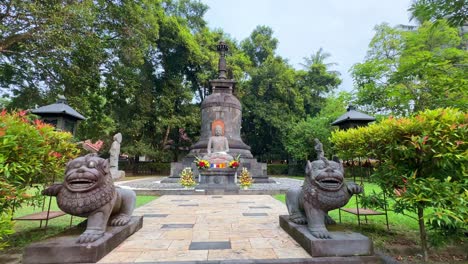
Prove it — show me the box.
[162,126,170,148]
[417,205,428,262]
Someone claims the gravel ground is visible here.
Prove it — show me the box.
[116,176,303,191]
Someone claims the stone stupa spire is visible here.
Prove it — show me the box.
[217,41,228,79]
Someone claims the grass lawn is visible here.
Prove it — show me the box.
[2,195,158,251]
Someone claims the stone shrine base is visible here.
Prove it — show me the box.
[195,168,240,194]
[279,215,382,262]
[23,216,143,264]
[164,156,270,183]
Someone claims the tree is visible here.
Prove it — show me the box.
[351,21,467,116]
[241,55,302,160]
[285,92,351,161]
[409,0,468,27]
[301,47,339,73]
[331,108,467,261]
[240,25,278,67]
[297,48,342,116]
[0,0,219,161]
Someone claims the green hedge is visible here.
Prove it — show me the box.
[267,164,289,175]
[119,161,171,175]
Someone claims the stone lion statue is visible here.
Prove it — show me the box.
[43,154,136,243]
[286,142,362,239]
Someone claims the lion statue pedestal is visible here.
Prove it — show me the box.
[279,140,381,261]
[23,154,143,264]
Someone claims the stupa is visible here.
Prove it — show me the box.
[163,41,268,183]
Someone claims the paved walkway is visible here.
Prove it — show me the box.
[99,195,310,263]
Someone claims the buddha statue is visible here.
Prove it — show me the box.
[203,125,234,163]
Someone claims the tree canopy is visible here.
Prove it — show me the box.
[0,1,344,162]
[351,21,467,116]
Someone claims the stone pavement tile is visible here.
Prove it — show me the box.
[229,231,262,239]
[230,238,252,250]
[168,240,191,251]
[125,230,165,240]
[189,241,231,250]
[159,218,197,224]
[192,230,210,240]
[249,237,272,249]
[135,250,208,262]
[243,213,268,216]
[117,239,173,251]
[259,229,282,238]
[267,237,300,248]
[161,224,194,229]
[161,229,193,240]
[143,214,169,218]
[245,248,278,259]
[208,230,231,240]
[273,247,311,258]
[193,223,231,231]
[231,223,259,230]
[140,221,162,228]
[207,249,250,261]
[138,225,163,233]
[98,251,143,263]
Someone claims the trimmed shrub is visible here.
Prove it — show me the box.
[267,164,289,175]
[119,161,171,175]
[331,108,467,258]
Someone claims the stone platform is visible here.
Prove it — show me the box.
[279,215,381,262]
[23,216,143,264]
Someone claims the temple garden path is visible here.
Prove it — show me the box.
[99,195,311,263]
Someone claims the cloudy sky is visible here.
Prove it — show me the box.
[201,0,415,92]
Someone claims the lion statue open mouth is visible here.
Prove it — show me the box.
[286,140,362,239]
[43,154,136,244]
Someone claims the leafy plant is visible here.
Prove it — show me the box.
[331,108,467,261]
[0,110,80,248]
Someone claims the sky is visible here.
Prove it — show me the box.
[200,0,415,92]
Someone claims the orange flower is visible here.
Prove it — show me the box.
[50,151,62,158]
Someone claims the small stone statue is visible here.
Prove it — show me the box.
[42,154,136,243]
[286,140,362,239]
[314,138,324,160]
[203,125,233,163]
[109,133,124,179]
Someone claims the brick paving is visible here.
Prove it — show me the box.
[98,195,311,263]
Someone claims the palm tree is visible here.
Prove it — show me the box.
[301,47,340,76]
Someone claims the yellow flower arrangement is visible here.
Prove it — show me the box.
[239,167,252,188]
[179,167,196,187]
